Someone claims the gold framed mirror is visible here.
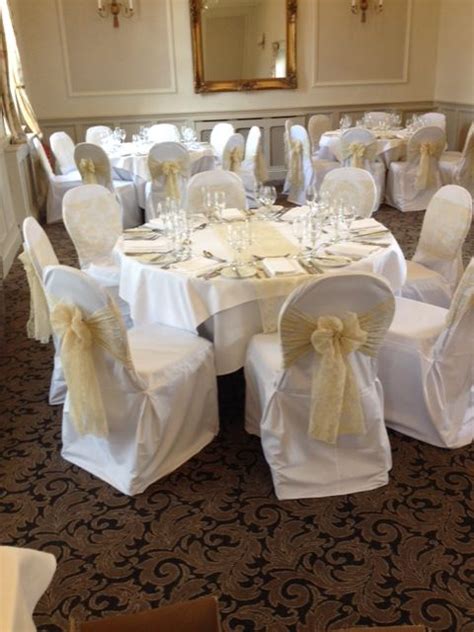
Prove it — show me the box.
[189,0,297,93]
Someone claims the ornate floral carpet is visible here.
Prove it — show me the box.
[1,207,473,631]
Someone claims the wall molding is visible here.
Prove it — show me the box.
[56,0,177,97]
[312,0,412,88]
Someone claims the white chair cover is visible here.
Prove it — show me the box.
[210,122,235,162]
[186,169,247,213]
[378,259,474,448]
[44,265,219,495]
[222,133,245,173]
[85,125,112,145]
[419,112,447,130]
[340,127,386,209]
[21,217,66,405]
[145,142,190,220]
[320,167,377,218]
[282,118,294,194]
[244,272,395,500]
[32,137,81,224]
[148,123,180,143]
[287,125,314,205]
[440,122,474,195]
[386,126,446,212]
[74,142,141,229]
[308,114,332,157]
[49,131,77,175]
[0,546,56,632]
[242,127,267,208]
[401,185,473,307]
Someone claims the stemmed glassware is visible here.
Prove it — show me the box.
[257,185,277,218]
[222,220,257,278]
[305,184,318,212]
[291,215,307,257]
[303,215,322,258]
[201,187,226,221]
[339,114,352,130]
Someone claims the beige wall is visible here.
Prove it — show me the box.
[435,0,474,104]
[11,0,442,121]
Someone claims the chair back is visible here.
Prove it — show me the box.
[420,112,446,130]
[85,126,112,145]
[277,273,394,443]
[320,167,377,218]
[340,128,377,170]
[287,125,313,205]
[222,133,245,173]
[22,216,58,277]
[210,122,234,160]
[62,184,122,268]
[308,114,331,155]
[50,132,76,175]
[186,170,247,212]
[245,125,267,183]
[414,184,472,289]
[406,126,446,192]
[455,122,474,189]
[74,143,114,192]
[148,123,180,143]
[32,137,54,180]
[147,142,190,209]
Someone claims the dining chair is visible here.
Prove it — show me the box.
[385,126,446,212]
[221,132,258,208]
[210,122,234,163]
[43,264,219,495]
[320,167,378,218]
[282,118,294,194]
[85,125,112,145]
[148,123,180,143]
[287,124,314,205]
[308,114,332,157]
[419,112,447,130]
[378,259,474,448]
[400,184,472,307]
[49,131,78,175]
[145,141,190,220]
[244,125,267,185]
[186,169,247,212]
[439,122,474,195]
[32,137,82,224]
[244,272,395,500]
[74,142,141,229]
[21,217,66,405]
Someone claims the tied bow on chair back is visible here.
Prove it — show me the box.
[254,145,268,184]
[455,133,474,187]
[223,146,244,173]
[280,299,394,444]
[148,158,183,200]
[18,249,51,344]
[343,142,377,169]
[408,140,444,191]
[289,140,303,189]
[50,301,132,437]
[78,158,108,185]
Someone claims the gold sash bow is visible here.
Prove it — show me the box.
[18,249,52,344]
[408,140,443,191]
[280,299,394,444]
[227,147,244,172]
[148,158,183,200]
[289,140,303,188]
[255,145,268,184]
[50,301,132,437]
[78,158,108,185]
[343,142,377,168]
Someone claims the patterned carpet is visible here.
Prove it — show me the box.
[1,206,473,632]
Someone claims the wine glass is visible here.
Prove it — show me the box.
[223,220,257,278]
[303,215,322,258]
[305,184,318,212]
[214,190,226,220]
[292,216,307,256]
[258,185,277,218]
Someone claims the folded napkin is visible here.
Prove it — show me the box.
[351,218,384,231]
[261,257,306,277]
[221,208,246,221]
[171,256,222,277]
[123,240,170,254]
[280,206,310,222]
[146,218,165,230]
[327,242,381,259]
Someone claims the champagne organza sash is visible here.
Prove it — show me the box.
[456,135,474,186]
[223,147,244,173]
[446,260,474,328]
[342,141,377,168]
[148,158,184,200]
[407,140,444,191]
[50,301,132,437]
[255,145,268,183]
[280,298,394,444]
[78,158,109,185]
[289,140,303,188]
[18,249,52,344]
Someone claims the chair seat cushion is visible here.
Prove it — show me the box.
[84,258,120,287]
[401,260,452,308]
[387,296,447,345]
[440,151,462,164]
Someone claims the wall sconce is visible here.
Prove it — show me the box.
[351,0,383,23]
[98,0,134,28]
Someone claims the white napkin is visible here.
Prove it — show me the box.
[221,208,246,221]
[351,218,384,231]
[280,206,309,222]
[327,242,380,259]
[123,240,170,254]
[146,218,165,230]
[261,257,306,277]
[171,256,221,277]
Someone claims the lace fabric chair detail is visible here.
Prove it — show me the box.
[186,170,247,212]
[43,265,219,495]
[341,129,378,169]
[50,131,77,175]
[244,272,395,500]
[308,114,332,158]
[282,119,294,194]
[85,125,112,145]
[320,167,377,218]
[145,142,190,220]
[210,122,235,162]
[148,123,180,143]
[440,122,474,194]
[287,125,314,205]
[244,126,268,184]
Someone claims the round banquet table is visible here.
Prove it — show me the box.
[109,142,216,207]
[318,129,410,168]
[115,219,407,375]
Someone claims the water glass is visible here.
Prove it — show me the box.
[291,216,307,255]
[303,215,322,256]
[305,184,318,212]
[214,190,227,219]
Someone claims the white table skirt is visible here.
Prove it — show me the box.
[116,221,406,375]
[319,130,409,168]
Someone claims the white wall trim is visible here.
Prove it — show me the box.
[56,0,177,97]
[311,0,412,88]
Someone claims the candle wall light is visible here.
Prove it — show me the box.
[351,0,383,23]
[97,0,134,28]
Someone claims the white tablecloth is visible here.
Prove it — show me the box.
[319,130,409,167]
[116,220,406,374]
[109,142,216,207]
